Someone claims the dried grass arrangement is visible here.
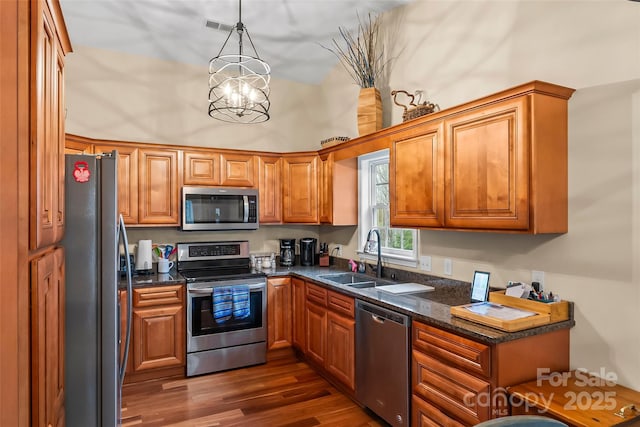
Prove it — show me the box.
[322,13,386,88]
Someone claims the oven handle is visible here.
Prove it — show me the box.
[188,283,265,295]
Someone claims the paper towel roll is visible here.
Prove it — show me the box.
[136,240,153,271]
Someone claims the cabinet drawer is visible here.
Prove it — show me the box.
[412,395,465,427]
[413,321,491,378]
[306,282,328,306]
[133,285,184,307]
[413,351,491,426]
[327,290,354,318]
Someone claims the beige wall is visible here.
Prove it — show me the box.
[65,0,640,389]
[320,1,640,389]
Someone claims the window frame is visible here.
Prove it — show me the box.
[358,149,418,267]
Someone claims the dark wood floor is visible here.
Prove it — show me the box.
[121,348,386,426]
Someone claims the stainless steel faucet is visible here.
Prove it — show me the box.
[365,228,382,278]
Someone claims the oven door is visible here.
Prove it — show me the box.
[187,278,266,353]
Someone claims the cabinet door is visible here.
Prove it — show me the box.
[94,144,139,224]
[138,149,179,225]
[326,311,355,390]
[267,277,292,350]
[183,150,220,186]
[282,155,319,223]
[444,97,529,230]
[132,303,185,372]
[31,247,65,427]
[31,3,58,249]
[305,301,326,366]
[220,152,256,187]
[258,156,282,223]
[53,46,65,244]
[319,154,333,223]
[291,278,306,350]
[412,395,465,427]
[390,122,444,228]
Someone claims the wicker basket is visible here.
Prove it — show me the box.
[402,103,439,122]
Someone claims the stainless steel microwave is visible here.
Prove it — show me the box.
[182,187,258,231]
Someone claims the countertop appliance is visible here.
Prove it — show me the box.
[63,153,133,426]
[279,239,295,267]
[182,186,258,231]
[356,300,410,426]
[177,241,267,376]
[300,237,317,266]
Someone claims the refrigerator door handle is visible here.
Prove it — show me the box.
[118,214,133,385]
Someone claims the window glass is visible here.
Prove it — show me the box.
[359,150,417,263]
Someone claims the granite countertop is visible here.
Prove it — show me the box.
[118,269,185,289]
[265,265,575,345]
[120,264,575,345]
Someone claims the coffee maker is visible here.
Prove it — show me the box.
[300,237,317,266]
[279,239,295,267]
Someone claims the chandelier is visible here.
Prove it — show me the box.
[208,0,271,123]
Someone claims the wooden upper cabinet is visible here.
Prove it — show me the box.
[64,139,93,154]
[138,149,179,225]
[183,150,220,186]
[444,96,529,230]
[220,152,256,187]
[32,1,66,249]
[94,144,139,224]
[319,153,358,225]
[258,156,282,223]
[390,122,444,228]
[282,155,319,223]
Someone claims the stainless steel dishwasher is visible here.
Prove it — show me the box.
[356,299,410,426]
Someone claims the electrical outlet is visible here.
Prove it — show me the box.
[531,270,545,290]
[444,258,453,276]
[335,245,342,256]
[419,255,432,272]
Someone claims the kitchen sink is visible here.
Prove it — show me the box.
[317,273,376,285]
[317,273,392,289]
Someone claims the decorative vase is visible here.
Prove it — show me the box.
[357,87,383,136]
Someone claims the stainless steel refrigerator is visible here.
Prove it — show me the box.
[63,152,133,427]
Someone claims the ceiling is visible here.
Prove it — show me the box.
[59,0,411,85]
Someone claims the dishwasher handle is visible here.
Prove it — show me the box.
[357,300,409,326]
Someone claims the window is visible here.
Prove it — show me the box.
[358,150,417,265]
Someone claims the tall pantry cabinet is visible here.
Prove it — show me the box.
[0,0,72,425]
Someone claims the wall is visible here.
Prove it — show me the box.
[65,46,332,152]
[319,1,640,389]
[65,0,640,389]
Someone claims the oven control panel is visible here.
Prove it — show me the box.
[177,241,250,262]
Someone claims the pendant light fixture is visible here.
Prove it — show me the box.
[208,0,271,123]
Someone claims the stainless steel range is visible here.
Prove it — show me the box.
[177,241,267,377]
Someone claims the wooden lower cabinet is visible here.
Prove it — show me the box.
[413,351,491,425]
[291,278,306,350]
[123,285,185,384]
[303,282,356,391]
[267,277,292,349]
[305,300,327,366]
[31,247,65,427]
[412,395,465,427]
[326,311,355,390]
[412,321,570,426]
